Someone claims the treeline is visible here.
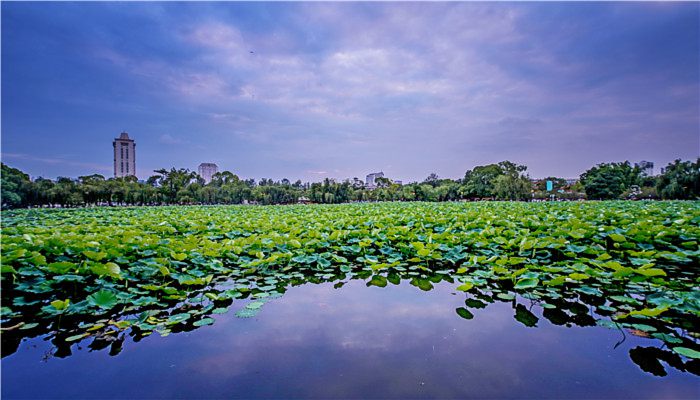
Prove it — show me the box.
[1,159,698,209]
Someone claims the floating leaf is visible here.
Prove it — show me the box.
[193,318,215,327]
[514,278,539,290]
[87,291,118,310]
[456,282,473,292]
[456,307,474,320]
[50,299,70,311]
[514,304,538,327]
[367,275,387,288]
[65,333,89,342]
[672,347,700,359]
[167,313,191,323]
[608,233,626,242]
[246,301,265,310]
[235,308,259,318]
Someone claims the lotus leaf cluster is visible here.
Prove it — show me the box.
[1,202,698,375]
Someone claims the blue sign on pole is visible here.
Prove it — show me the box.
[546,180,553,191]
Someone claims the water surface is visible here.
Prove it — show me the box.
[2,280,698,399]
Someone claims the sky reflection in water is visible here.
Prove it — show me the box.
[2,281,699,399]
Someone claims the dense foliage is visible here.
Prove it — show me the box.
[657,159,700,200]
[3,159,697,208]
[1,202,699,373]
[580,162,642,200]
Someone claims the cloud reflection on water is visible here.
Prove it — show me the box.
[2,280,698,399]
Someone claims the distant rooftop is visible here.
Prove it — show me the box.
[116,132,133,141]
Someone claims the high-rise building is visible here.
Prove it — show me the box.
[113,132,136,178]
[635,160,654,176]
[365,172,384,189]
[198,163,219,183]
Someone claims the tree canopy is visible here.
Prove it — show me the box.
[2,158,697,209]
[656,159,700,200]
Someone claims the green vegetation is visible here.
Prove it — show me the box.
[2,159,698,208]
[580,162,643,200]
[657,159,700,200]
[1,201,698,372]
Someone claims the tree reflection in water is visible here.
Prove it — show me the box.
[2,267,698,378]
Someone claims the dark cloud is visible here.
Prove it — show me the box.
[2,2,698,181]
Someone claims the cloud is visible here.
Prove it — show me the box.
[498,117,544,127]
[2,153,111,174]
[3,2,697,181]
[158,134,187,145]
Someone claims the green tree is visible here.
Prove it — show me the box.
[493,175,532,200]
[462,164,502,198]
[423,173,440,187]
[656,159,700,199]
[580,162,641,200]
[151,168,198,203]
[78,174,108,206]
[27,178,55,207]
[51,177,82,207]
[1,163,31,208]
[462,161,529,199]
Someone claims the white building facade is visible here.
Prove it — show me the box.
[198,163,219,183]
[365,172,384,189]
[113,132,136,178]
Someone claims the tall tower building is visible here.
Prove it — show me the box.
[198,163,219,184]
[113,132,136,178]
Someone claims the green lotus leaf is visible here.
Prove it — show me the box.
[514,278,539,290]
[608,233,626,242]
[672,347,700,359]
[87,290,119,310]
[193,318,215,327]
[167,313,191,323]
[50,299,70,311]
[83,250,107,261]
[65,333,90,342]
[246,301,265,310]
[456,282,473,291]
[235,308,259,318]
[367,275,387,288]
[456,307,474,320]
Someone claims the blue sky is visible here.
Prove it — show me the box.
[2,2,698,182]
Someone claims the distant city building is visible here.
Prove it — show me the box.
[565,178,578,186]
[198,163,219,183]
[365,172,384,189]
[635,160,654,176]
[113,132,136,178]
[394,180,403,185]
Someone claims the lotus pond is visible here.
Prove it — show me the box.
[1,201,699,398]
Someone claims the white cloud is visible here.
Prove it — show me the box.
[2,152,112,173]
[158,134,187,145]
[84,3,698,180]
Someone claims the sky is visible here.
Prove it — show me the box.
[1,2,699,182]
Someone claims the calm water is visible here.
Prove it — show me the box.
[2,280,698,399]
